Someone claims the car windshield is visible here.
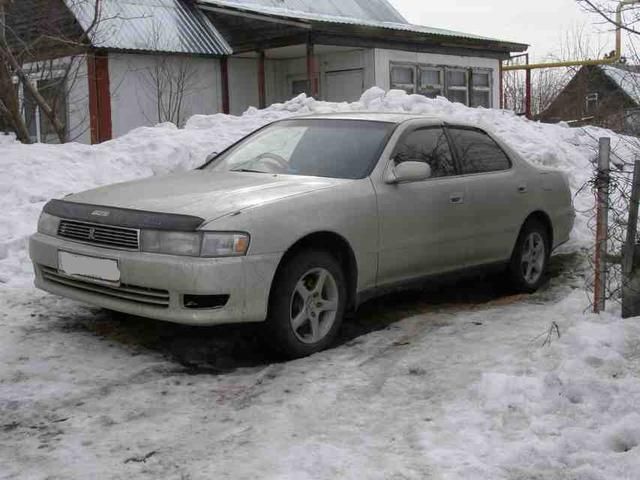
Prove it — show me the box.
[205,119,394,179]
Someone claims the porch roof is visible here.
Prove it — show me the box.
[197,0,528,53]
[64,0,232,56]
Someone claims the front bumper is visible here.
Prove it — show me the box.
[29,233,281,326]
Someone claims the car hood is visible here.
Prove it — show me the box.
[66,170,349,222]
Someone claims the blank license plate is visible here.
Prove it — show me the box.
[58,251,120,283]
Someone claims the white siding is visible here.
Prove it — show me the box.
[108,53,222,138]
[228,48,376,113]
[374,49,501,107]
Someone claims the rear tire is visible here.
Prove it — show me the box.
[264,249,347,359]
[508,219,550,293]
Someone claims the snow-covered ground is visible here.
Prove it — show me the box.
[2,256,640,479]
[2,89,640,479]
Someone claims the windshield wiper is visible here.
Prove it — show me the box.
[231,168,269,174]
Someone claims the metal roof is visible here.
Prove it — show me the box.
[197,0,527,48]
[64,0,232,56]
[601,65,640,105]
[198,0,408,24]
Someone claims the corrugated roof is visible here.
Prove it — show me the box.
[601,65,640,105]
[199,0,408,24]
[197,0,526,47]
[64,0,232,55]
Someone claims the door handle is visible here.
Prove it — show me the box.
[518,185,528,193]
[450,193,464,204]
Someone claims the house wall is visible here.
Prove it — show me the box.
[227,48,376,113]
[539,66,634,133]
[374,49,501,107]
[108,53,222,138]
[20,55,91,144]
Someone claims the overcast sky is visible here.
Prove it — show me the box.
[390,0,618,60]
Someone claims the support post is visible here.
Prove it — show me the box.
[87,51,112,144]
[258,50,266,109]
[220,57,230,114]
[525,69,532,119]
[499,61,503,109]
[306,41,318,98]
[622,160,640,317]
[594,137,611,313]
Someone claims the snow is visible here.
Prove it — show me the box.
[601,65,640,105]
[2,87,639,287]
[1,260,640,479]
[2,89,640,479]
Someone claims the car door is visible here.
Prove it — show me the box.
[446,126,527,266]
[373,125,472,287]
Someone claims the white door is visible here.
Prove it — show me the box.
[324,69,365,102]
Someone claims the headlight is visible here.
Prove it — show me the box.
[38,212,60,236]
[201,233,250,258]
[140,231,250,257]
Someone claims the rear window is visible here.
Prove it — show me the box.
[448,128,511,174]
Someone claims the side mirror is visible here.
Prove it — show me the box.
[385,161,432,184]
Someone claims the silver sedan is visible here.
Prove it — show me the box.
[30,113,575,358]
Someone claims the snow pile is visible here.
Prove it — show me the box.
[0,132,16,144]
[420,291,640,478]
[1,88,639,286]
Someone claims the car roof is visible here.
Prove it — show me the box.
[291,112,482,129]
[293,112,440,124]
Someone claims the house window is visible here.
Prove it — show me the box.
[291,79,309,96]
[418,67,443,98]
[471,70,492,108]
[446,69,469,105]
[21,77,67,143]
[586,93,599,113]
[390,65,416,94]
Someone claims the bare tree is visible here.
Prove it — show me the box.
[0,0,104,143]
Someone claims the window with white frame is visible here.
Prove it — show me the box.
[418,67,443,98]
[390,64,416,94]
[585,93,599,113]
[20,76,67,143]
[471,70,492,108]
[390,63,493,108]
[446,69,468,105]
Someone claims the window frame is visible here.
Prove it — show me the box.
[585,92,599,113]
[470,69,493,108]
[444,125,513,177]
[445,68,470,105]
[390,63,417,94]
[389,62,494,108]
[391,125,459,180]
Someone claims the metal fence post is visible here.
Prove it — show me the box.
[594,137,611,313]
[622,160,640,318]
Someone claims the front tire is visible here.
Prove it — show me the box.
[265,249,347,359]
[508,219,550,293]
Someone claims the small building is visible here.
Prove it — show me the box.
[539,64,640,135]
[3,0,527,144]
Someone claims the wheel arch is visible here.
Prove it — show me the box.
[521,210,554,253]
[270,231,359,311]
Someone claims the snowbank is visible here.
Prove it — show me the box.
[1,88,638,286]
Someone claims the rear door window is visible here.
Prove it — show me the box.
[447,127,511,174]
[394,127,456,178]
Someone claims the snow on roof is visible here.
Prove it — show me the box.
[199,0,408,24]
[64,0,232,56]
[600,65,640,105]
[198,0,526,47]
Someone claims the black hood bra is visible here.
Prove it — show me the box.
[43,200,205,232]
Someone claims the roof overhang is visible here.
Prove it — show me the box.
[197,0,528,58]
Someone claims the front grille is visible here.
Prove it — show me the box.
[58,220,139,250]
[41,266,170,308]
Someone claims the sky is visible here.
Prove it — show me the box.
[390,0,619,60]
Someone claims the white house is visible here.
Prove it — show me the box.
[6,0,528,144]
